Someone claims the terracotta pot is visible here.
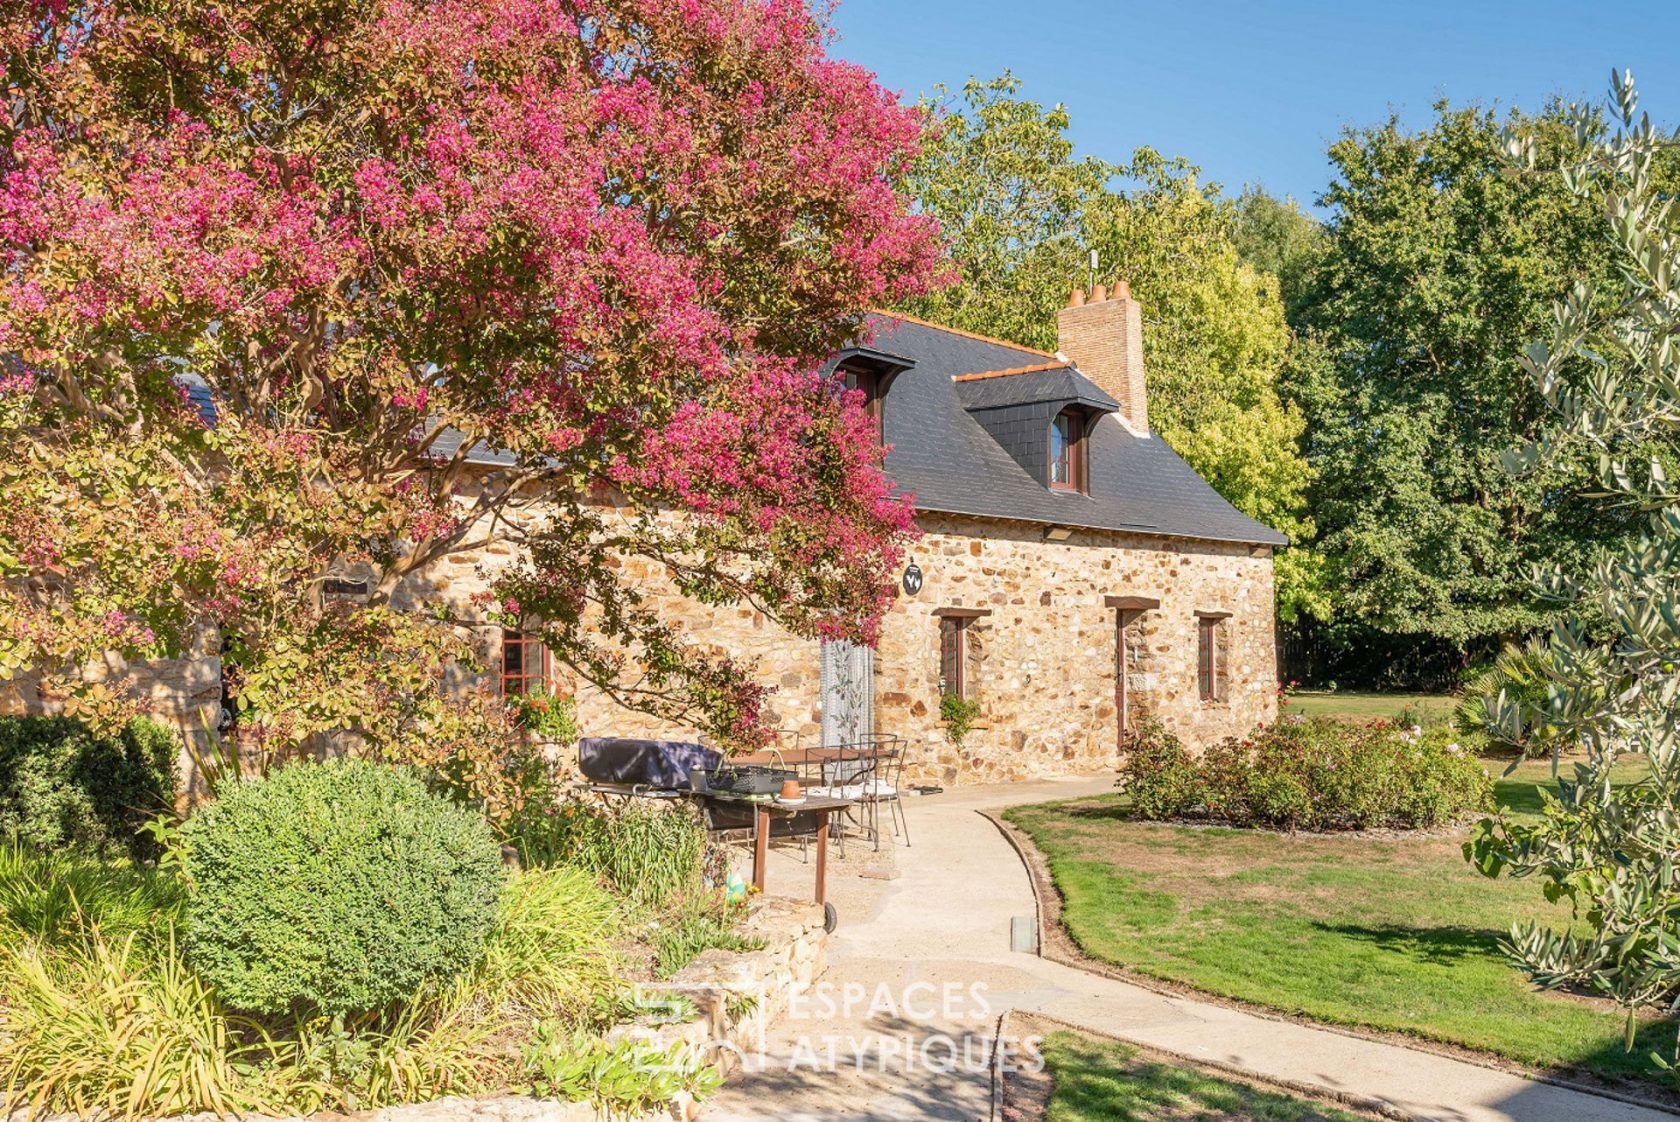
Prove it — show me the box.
[779,778,802,801]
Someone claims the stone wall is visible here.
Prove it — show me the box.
[1,498,1277,790]
[490,510,1278,786]
[874,513,1276,784]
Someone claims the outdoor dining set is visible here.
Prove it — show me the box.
[575,734,913,931]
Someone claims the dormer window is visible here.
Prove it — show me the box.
[1050,409,1087,493]
[843,365,884,442]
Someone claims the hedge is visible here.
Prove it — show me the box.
[0,715,178,862]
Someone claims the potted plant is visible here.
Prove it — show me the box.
[509,689,580,748]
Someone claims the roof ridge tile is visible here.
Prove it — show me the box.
[950,360,1071,382]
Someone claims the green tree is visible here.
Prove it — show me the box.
[1467,72,1680,1062]
[903,75,1110,351]
[1293,101,1634,667]
[1230,187,1325,320]
[904,76,1325,621]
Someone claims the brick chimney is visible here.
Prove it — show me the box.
[1057,280,1148,434]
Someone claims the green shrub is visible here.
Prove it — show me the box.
[0,716,178,862]
[1393,726,1494,826]
[1118,719,1202,819]
[1126,717,1492,832]
[521,1021,722,1113]
[598,802,706,910]
[182,759,505,1017]
[1456,638,1569,754]
[509,797,710,913]
[506,798,611,870]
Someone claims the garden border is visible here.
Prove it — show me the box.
[151,897,830,1122]
[978,808,1680,1119]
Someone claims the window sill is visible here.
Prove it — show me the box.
[937,719,992,731]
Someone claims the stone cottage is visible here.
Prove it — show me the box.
[2,284,1284,787]
[482,283,1285,784]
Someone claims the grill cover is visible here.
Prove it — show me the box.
[577,737,721,789]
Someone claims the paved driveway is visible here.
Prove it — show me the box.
[706,776,1672,1122]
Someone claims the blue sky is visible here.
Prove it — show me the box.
[828,0,1680,212]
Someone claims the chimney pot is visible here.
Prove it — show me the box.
[1067,287,1086,308]
[1115,279,1132,300]
[1091,283,1108,303]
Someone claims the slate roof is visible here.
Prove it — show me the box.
[174,314,1286,548]
[952,362,1119,413]
[863,313,1288,547]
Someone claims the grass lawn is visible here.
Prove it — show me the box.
[1038,1030,1371,1122]
[1004,756,1669,1087]
[1281,691,1456,723]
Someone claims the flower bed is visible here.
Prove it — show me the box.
[0,753,820,1121]
[1119,716,1493,831]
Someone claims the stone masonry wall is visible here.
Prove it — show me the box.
[873,513,1276,784]
[454,508,1279,787]
[1,496,1277,790]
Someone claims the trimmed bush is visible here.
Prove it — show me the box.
[1118,719,1201,819]
[1122,716,1492,831]
[0,716,177,862]
[182,759,505,1016]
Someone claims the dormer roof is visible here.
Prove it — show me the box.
[864,312,1287,547]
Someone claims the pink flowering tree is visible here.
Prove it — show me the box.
[0,0,939,761]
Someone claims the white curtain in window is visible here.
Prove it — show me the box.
[819,639,874,747]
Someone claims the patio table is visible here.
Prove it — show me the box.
[729,743,906,849]
[698,791,853,929]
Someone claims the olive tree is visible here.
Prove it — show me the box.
[1467,71,1680,1061]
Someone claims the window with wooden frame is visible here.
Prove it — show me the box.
[500,628,551,696]
[1196,612,1231,703]
[935,607,989,700]
[938,616,968,699]
[1049,408,1087,493]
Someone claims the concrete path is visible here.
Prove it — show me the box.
[706,776,1673,1122]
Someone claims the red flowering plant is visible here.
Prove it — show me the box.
[0,0,941,752]
[507,688,579,745]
